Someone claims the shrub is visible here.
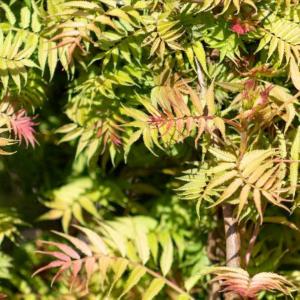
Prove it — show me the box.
[0,0,299,299]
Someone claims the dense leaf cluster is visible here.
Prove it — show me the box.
[0,0,299,299]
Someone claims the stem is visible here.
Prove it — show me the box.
[222,204,241,268]
[222,204,241,300]
[245,223,260,267]
[239,121,248,161]
[245,203,267,266]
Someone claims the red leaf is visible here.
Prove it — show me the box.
[230,19,251,35]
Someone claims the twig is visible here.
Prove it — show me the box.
[245,223,260,267]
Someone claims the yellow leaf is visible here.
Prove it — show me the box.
[241,150,275,177]
[108,258,128,296]
[209,147,236,162]
[290,56,300,90]
[253,189,263,223]
[120,266,146,298]
[48,41,57,80]
[142,278,165,300]
[214,117,226,141]
[206,82,215,115]
[211,178,243,207]
[264,216,300,232]
[262,191,290,213]
[74,225,108,255]
[38,209,64,221]
[290,127,300,197]
[255,165,279,188]
[132,219,150,265]
[62,209,72,232]
[207,170,238,190]
[247,161,273,184]
[192,41,208,74]
[238,184,251,219]
[159,231,173,276]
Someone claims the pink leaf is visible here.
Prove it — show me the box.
[36,251,71,262]
[39,240,80,259]
[10,109,38,148]
[52,231,93,257]
[51,261,71,287]
[84,257,96,290]
[85,257,96,281]
[32,260,65,277]
[208,267,295,298]
[71,260,83,289]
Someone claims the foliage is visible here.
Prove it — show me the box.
[197,267,295,298]
[0,0,299,299]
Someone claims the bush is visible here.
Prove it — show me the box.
[0,0,299,299]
